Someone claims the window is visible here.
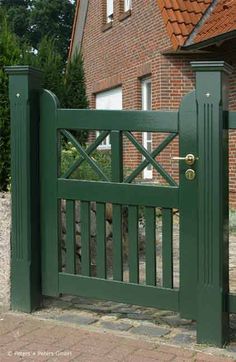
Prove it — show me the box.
[96,87,123,149]
[124,0,132,12]
[107,0,114,23]
[141,78,152,179]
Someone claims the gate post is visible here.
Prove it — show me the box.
[5,66,43,312]
[191,61,232,346]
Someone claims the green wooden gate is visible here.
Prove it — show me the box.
[6,61,234,347]
[40,87,197,318]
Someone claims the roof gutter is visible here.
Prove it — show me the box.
[68,0,89,60]
[182,30,236,51]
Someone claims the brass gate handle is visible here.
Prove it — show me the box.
[172,153,199,166]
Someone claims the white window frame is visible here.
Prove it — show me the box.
[107,0,114,23]
[124,0,132,12]
[142,78,152,179]
[96,87,123,149]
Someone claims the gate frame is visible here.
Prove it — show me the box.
[6,61,232,347]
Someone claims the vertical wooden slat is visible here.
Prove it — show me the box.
[65,200,76,274]
[96,202,106,279]
[113,204,123,281]
[111,130,123,281]
[128,206,139,283]
[145,207,156,286]
[162,208,173,288]
[80,201,90,276]
[111,130,123,183]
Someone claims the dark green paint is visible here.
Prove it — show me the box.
[124,131,177,186]
[111,131,124,281]
[112,205,123,281]
[96,203,107,279]
[62,131,110,179]
[59,273,179,311]
[179,90,198,320]
[228,111,236,129]
[125,133,177,183]
[40,90,61,297]
[162,209,173,289]
[192,61,232,347]
[65,200,76,274]
[6,66,42,312]
[145,207,156,286]
[62,130,109,181]
[8,62,233,347]
[111,130,123,183]
[57,109,178,132]
[128,206,139,284]
[228,294,236,313]
[57,180,179,208]
[80,201,91,276]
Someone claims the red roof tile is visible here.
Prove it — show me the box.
[193,0,236,44]
[157,0,213,49]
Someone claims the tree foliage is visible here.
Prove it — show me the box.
[1,0,30,41]
[0,9,21,190]
[0,2,89,190]
[1,0,75,60]
[30,0,75,60]
[33,36,64,99]
[63,52,88,109]
[62,51,89,144]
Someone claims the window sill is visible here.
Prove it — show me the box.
[119,9,131,22]
[102,22,113,32]
[97,145,111,150]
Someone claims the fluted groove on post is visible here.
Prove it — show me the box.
[191,61,232,347]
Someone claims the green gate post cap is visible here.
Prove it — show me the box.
[190,61,233,75]
[5,65,43,77]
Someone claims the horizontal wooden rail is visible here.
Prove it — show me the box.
[57,109,179,133]
[228,294,236,313]
[57,180,179,208]
[59,273,179,311]
[229,111,236,129]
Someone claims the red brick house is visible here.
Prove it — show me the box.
[69,0,236,206]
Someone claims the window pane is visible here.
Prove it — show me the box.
[146,82,151,110]
[124,0,132,11]
[96,87,122,149]
[141,79,152,179]
[107,0,113,20]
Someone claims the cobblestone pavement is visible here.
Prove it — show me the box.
[0,310,236,362]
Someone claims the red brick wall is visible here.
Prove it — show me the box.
[79,0,236,208]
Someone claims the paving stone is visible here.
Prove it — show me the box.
[179,325,197,334]
[130,324,170,337]
[105,345,137,361]
[53,313,98,325]
[112,306,138,314]
[152,310,175,317]
[71,297,98,305]
[194,352,234,361]
[171,333,195,344]
[226,343,236,353]
[161,315,192,327]
[1,313,236,361]
[158,345,195,358]
[60,295,74,302]
[43,299,72,309]
[73,303,113,313]
[100,320,133,331]
[126,313,154,321]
